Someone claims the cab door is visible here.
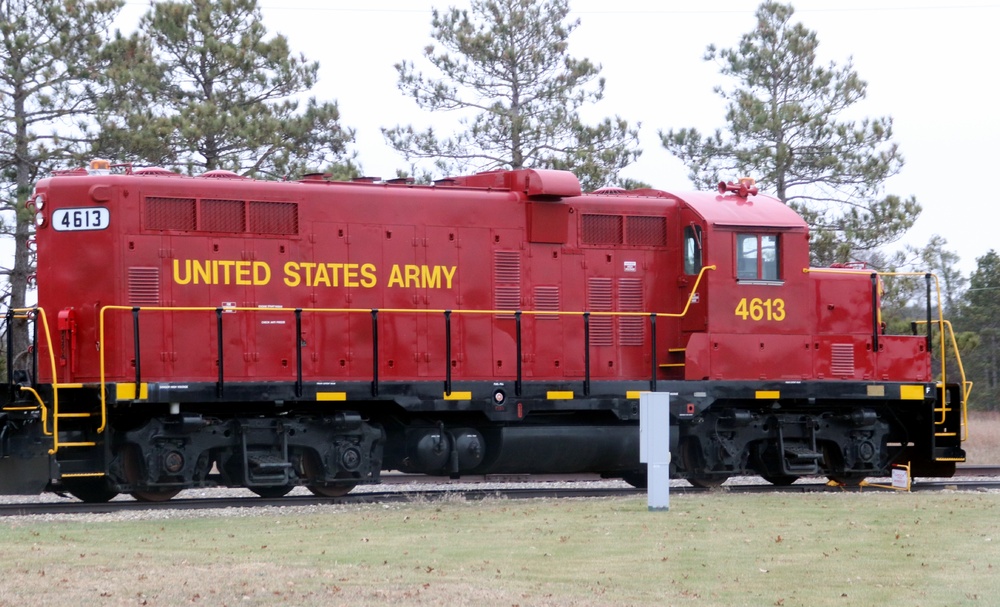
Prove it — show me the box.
[680,213,709,334]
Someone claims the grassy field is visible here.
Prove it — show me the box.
[965,411,1000,464]
[0,413,996,607]
[2,490,999,607]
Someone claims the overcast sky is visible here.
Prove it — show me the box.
[107,0,997,276]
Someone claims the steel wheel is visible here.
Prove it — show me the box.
[681,438,729,488]
[123,444,182,502]
[306,483,357,497]
[250,485,294,498]
[302,451,357,497]
[761,474,799,486]
[687,475,730,488]
[620,472,648,489]
[64,478,119,503]
[826,474,866,487]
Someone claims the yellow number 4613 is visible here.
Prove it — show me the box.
[734,297,786,321]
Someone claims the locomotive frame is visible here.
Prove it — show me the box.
[0,162,969,501]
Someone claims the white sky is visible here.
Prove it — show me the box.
[100,0,997,277]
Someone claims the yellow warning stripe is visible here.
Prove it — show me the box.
[317,392,347,402]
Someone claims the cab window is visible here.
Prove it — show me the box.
[684,225,703,274]
[737,233,780,280]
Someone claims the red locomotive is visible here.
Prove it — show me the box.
[0,161,967,501]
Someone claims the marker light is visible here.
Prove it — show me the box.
[88,158,112,175]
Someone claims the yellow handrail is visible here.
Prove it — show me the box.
[9,386,50,434]
[97,266,718,419]
[10,308,62,452]
[914,319,971,441]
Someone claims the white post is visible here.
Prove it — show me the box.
[639,392,670,511]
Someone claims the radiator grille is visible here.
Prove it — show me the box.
[128,267,161,306]
[201,199,246,233]
[588,277,613,346]
[626,216,667,246]
[534,286,560,320]
[581,214,623,245]
[249,201,298,235]
[830,343,855,376]
[618,278,644,345]
[493,250,521,317]
[146,197,196,231]
[145,197,298,235]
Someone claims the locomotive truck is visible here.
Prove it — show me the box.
[0,160,968,501]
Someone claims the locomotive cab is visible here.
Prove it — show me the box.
[661,180,965,486]
[673,178,812,383]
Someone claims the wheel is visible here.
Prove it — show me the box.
[307,483,356,497]
[620,472,648,489]
[761,474,799,486]
[827,474,866,487]
[131,488,182,502]
[64,478,119,503]
[681,437,729,488]
[822,444,867,486]
[250,485,294,498]
[687,475,729,488]
[123,443,182,502]
[302,451,357,497]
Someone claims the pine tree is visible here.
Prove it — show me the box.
[959,251,1000,411]
[0,0,124,370]
[383,0,640,191]
[660,1,919,265]
[93,0,354,178]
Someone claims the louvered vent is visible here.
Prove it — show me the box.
[534,286,560,320]
[202,199,246,233]
[588,277,613,346]
[626,216,667,246]
[494,250,521,317]
[581,214,623,245]
[618,278,644,345]
[249,201,298,235]
[830,343,855,376]
[146,197,196,231]
[128,267,160,306]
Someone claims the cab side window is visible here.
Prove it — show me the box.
[737,233,780,281]
[684,225,703,275]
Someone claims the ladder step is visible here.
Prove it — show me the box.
[658,363,685,368]
[248,455,293,471]
[933,446,966,461]
[56,413,93,418]
[784,446,823,461]
[61,472,107,479]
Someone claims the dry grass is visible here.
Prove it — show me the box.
[1,492,999,607]
[964,411,1000,464]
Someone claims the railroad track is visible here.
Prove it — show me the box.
[3,466,999,518]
